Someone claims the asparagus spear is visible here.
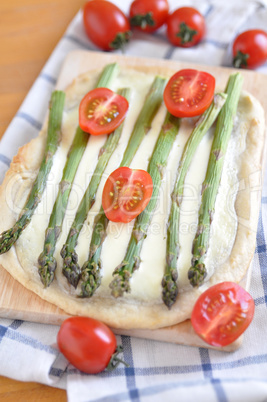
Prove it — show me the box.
[61,88,131,288]
[91,62,119,89]
[79,76,167,296]
[188,73,243,288]
[38,126,88,287]
[162,93,227,308]
[0,91,65,254]
[37,63,120,287]
[80,211,108,297]
[109,112,180,298]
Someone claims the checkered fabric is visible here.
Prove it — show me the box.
[0,1,267,401]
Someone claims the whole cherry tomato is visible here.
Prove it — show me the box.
[102,167,153,223]
[191,282,255,347]
[163,69,215,118]
[233,29,267,69]
[57,316,125,374]
[79,88,129,136]
[83,0,131,51]
[167,7,205,47]
[129,0,169,33]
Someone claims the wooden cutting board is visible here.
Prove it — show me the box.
[0,50,266,352]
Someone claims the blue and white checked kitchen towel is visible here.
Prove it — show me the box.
[1,1,267,401]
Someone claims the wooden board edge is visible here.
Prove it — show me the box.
[0,259,252,351]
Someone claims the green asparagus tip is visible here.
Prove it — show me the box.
[162,271,178,309]
[61,244,81,288]
[0,226,21,254]
[109,269,131,298]
[188,262,207,287]
[38,252,57,287]
[79,260,102,298]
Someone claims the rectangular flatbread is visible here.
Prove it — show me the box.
[0,52,265,337]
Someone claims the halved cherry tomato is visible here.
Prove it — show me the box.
[164,69,215,118]
[129,0,169,33]
[167,7,205,47]
[233,29,267,69]
[79,88,129,136]
[83,0,131,51]
[191,282,255,347]
[57,316,120,374]
[102,167,153,223]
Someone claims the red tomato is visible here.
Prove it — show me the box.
[83,0,131,51]
[79,88,129,136]
[102,167,153,223]
[233,29,267,69]
[129,0,169,33]
[163,69,215,118]
[167,7,205,47]
[57,317,117,374]
[191,282,255,347]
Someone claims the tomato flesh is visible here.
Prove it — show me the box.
[164,69,215,118]
[57,316,117,374]
[129,0,169,33]
[79,88,129,136]
[233,29,267,69]
[167,7,205,47]
[191,282,255,347]
[102,167,153,223]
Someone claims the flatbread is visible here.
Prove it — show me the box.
[0,64,265,330]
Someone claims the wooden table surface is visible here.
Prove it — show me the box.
[0,0,86,399]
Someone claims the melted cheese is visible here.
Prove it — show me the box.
[15,68,251,303]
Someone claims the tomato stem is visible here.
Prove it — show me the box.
[176,22,197,45]
[110,31,131,51]
[233,50,249,69]
[106,345,129,371]
[130,13,155,29]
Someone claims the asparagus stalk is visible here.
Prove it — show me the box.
[0,91,65,254]
[188,73,243,288]
[61,88,131,288]
[38,126,88,287]
[37,63,119,287]
[109,112,180,298]
[120,76,167,166]
[93,62,119,88]
[79,76,167,296]
[162,93,227,308]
